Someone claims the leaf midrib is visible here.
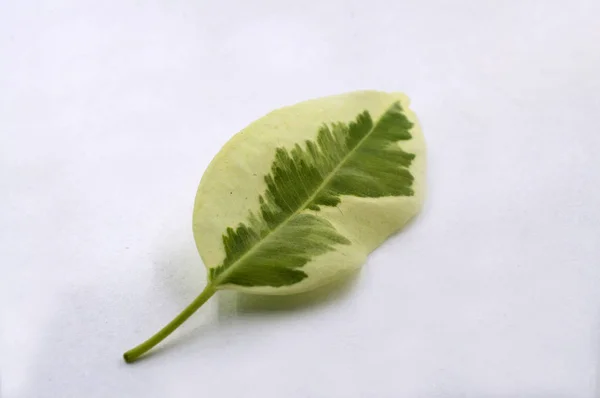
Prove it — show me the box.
[212,108,393,287]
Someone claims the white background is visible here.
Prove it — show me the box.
[2,0,600,397]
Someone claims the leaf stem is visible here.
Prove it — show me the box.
[123,284,216,363]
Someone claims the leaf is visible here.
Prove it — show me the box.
[208,102,416,288]
[123,91,426,362]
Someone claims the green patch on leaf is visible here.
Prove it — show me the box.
[209,102,415,288]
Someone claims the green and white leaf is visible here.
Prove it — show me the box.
[123,90,426,363]
[193,90,426,294]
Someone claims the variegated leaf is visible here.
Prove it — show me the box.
[124,90,426,362]
[194,91,425,293]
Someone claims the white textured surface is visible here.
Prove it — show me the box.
[1,1,599,397]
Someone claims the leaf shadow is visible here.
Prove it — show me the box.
[217,270,361,316]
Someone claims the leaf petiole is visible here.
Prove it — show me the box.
[123,284,216,363]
